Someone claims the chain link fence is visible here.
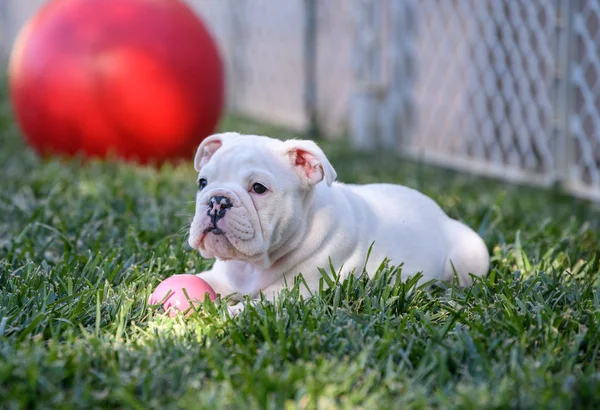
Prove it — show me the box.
[351,0,600,201]
[569,0,600,197]
[2,1,600,200]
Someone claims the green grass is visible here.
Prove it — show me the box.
[1,92,600,409]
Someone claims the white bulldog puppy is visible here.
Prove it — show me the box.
[188,132,489,311]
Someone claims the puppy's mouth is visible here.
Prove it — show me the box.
[189,192,265,262]
[203,225,224,235]
[199,223,235,249]
[198,228,228,248]
[197,226,266,263]
[198,229,249,263]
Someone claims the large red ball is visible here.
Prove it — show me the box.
[9,0,224,163]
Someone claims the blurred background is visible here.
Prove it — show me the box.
[1,0,599,201]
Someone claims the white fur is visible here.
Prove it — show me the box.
[188,133,489,312]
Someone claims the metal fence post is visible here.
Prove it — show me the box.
[555,0,574,185]
[350,0,383,150]
[304,0,319,138]
[0,1,10,62]
[381,0,416,152]
[226,0,243,113]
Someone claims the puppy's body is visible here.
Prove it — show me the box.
[188,133,489,304]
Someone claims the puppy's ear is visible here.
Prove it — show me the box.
[194,133,237,172]
[283,139,337,186]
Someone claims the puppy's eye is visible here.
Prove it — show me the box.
[252,183,268,194]
[198,178,208,190]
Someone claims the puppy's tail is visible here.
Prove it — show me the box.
[444,219,489,286]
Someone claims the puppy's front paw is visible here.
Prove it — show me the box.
[227,302,245,317]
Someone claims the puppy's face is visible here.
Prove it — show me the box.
[188,133,336,267]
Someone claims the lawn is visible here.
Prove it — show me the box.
[1,86,600,409]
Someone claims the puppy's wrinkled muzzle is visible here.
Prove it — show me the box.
[204,195,233,235]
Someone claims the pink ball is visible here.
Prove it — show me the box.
[148,274,216,317]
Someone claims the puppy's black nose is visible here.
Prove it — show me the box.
[207,195,233,220]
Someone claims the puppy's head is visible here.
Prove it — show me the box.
[188,132,336,266]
